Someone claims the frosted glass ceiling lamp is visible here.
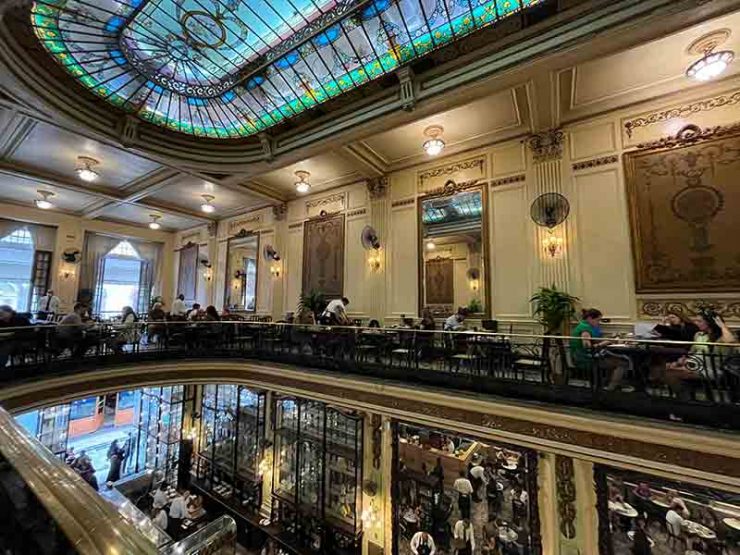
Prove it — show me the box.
[75,156,100,182]
[294,170,311,194]
[686,30,735,82]
[422,125,445,156]
[34,190,55,210]
[200,194,216,213]
[148,214,162,230]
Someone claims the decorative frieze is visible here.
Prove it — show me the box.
[391,198,415,208]
[418,156,485,186]
[490,174,525,187]
[346,208,367,218]
[624,90,740,137]
[635,122,740,151]
[228,215,262,236]
[288,222,304,230]
[421,178,480,198]
[639,298,740,320]
[527,129,565,162]
[571,155,619,171]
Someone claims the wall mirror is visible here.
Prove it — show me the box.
[418,182,488,318]
[224,231,259,311]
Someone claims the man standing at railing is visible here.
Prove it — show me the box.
[36,290,60,321]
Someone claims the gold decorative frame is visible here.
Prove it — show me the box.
[223,229,260,312]
[417,179,491,318]
[302,211,345,297]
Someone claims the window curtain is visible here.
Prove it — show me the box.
[78,232,122,311]
[0,219,56,249]
[128,239,163,314]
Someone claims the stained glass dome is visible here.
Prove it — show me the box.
[31,0,540,139]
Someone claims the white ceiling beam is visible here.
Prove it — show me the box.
[0,161,212,223]
[338,144,388,177]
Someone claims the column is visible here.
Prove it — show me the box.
[360,413,391,555]
[526,129,572,291]
[271,204,288,321]
[367,178,389,323]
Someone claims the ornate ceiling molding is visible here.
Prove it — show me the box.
[624,90,740,137]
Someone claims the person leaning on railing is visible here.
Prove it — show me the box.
[569,308,630,391]
[663,311,737,400]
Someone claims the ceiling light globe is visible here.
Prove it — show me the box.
[35,199,53,210]
[295,181,311,194]
[687,50,734,81]
[77,168,99,182]
[423,138,445,156]
[149,221,161,230]
[201,203,215,213]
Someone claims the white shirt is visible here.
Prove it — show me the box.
[444,314,463,331]
[153,489,168,510]
[323,299,348,323]
[666,509,685,536]
[169,496,188,519]
[453,477,473,495]
[172,298,188,316]
[153,509,168,530]
[410,531,436,554]
[453,521,475,550]
[470,465,487,482]
[38,294,60,313]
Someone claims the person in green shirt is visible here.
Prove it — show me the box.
[570,308,628,390]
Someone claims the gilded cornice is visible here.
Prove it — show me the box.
[418,157,485,186]
[571,155,618,171]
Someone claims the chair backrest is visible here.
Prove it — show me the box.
[482,319,498,332]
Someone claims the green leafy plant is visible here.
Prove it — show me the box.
[530,285,580,335]
[298,290,327,319]
[467,298,483,313]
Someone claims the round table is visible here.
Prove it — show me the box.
[609,501,639,518]
[723,517,740,531]
[683,520,717,540]
[651,497,671,509]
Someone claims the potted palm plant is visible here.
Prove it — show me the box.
[297,290,327,323]
[530,285,580,383]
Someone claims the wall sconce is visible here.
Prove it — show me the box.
[270,263,282,278]
[367,250,382,272]
[200,259,212,281]
[542,230,564,258]
[60,264,76,280]
[469,278,480,292]
[361,500,380,529]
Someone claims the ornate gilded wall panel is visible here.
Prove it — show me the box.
[625,124,740,293]
[424,257,454,305]
[302,213,345,297]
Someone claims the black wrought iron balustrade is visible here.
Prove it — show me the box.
[1,320,739,429]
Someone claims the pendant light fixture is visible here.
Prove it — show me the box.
[34,190,55,210]
[422,125,445,156]
[200,194,216,213]
[294,170,311,194]
[148,214,162,230]
[686,30,735,82]
[75,156,100,182]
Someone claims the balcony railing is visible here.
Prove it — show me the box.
[1,320,739,429]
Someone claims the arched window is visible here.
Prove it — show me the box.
[0,227,35,311]
[99,240,143,316]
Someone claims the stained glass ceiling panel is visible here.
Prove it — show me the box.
[32,0,541,139]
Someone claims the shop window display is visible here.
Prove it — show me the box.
[394,423,540,555]
[194,384,266,512]
[596,466,740,555]
[271,397,363,554]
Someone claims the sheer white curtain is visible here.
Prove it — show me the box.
[127,238,163,313]
[78,232,121,311]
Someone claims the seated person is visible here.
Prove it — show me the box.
[203,305,220,322]
[187,303,202,321]
[444,308,468,332]
[108,306,138,353]
[0,305,31,368]
[57,303,93,357]
[654,311,699,343]
[420,308,436,331]
[320,297,351,325]
[570,308,629,391]
[664,312,737,399]
[147,302,167,342]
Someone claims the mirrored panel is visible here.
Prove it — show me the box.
[419,185,487,317]
[224,232,259,311]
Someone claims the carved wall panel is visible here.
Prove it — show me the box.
[177,243,198,305]
[302,213,345,297]
[625,125,740,293]
[424,257,454,305]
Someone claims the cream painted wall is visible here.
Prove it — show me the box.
[0,203,175,313]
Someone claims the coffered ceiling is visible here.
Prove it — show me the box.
[0,1,739,233]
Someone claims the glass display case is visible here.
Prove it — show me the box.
[272,397,363,555]
[135,385,189,486]
[195,384,266,514]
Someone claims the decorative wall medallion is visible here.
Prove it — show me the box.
[272,203,287,221]
[624,91,740,137]
[367,176,389,199]
[228,215,262,235]
[527,129,565,162]
[639,299,740,320]
[556,455,577,540]
[418,157,485,186]
[572,155,619,171]
[490,174,526,187]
